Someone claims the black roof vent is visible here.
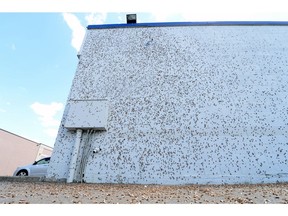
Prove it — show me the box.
[126,14,137,24]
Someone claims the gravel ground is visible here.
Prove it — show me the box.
[1,180,288,204]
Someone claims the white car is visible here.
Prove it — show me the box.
[13,157,50,177]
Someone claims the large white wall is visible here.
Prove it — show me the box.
[47,24,288,184]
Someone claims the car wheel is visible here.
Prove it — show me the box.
[16,170,28,176]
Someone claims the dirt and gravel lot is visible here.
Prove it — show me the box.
[1,178,288,204]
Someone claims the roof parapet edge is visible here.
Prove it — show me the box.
[87,21,288,29]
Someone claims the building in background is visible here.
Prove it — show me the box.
[47,19,288,185]
[0,128,53,176]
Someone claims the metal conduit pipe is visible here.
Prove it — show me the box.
[67,128,83,183]
[79,129,94,183]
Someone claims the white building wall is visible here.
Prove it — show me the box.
[47,24,288,184]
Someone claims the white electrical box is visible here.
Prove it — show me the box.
[64,100,109,130]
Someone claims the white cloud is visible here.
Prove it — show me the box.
[143,0,288,22]
[1,0,288,19]
[63,13,108,52]
[62,13,86,52]
[0,108,6,113]
[44,128,59,138]
[30,102,63,137]
[117,14,124,23]
[85,13,107,25]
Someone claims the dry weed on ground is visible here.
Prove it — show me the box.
[1,181,288,204]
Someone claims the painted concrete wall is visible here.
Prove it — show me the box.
[0,129,53,176]
[47,24,288,184]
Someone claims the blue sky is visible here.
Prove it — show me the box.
[1,0,288,147]
[0,13,76,146]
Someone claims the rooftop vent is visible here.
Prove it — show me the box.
[126,14,137,24]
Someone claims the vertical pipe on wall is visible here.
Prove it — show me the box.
[79,129,94,183]
[67,129,83,183]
